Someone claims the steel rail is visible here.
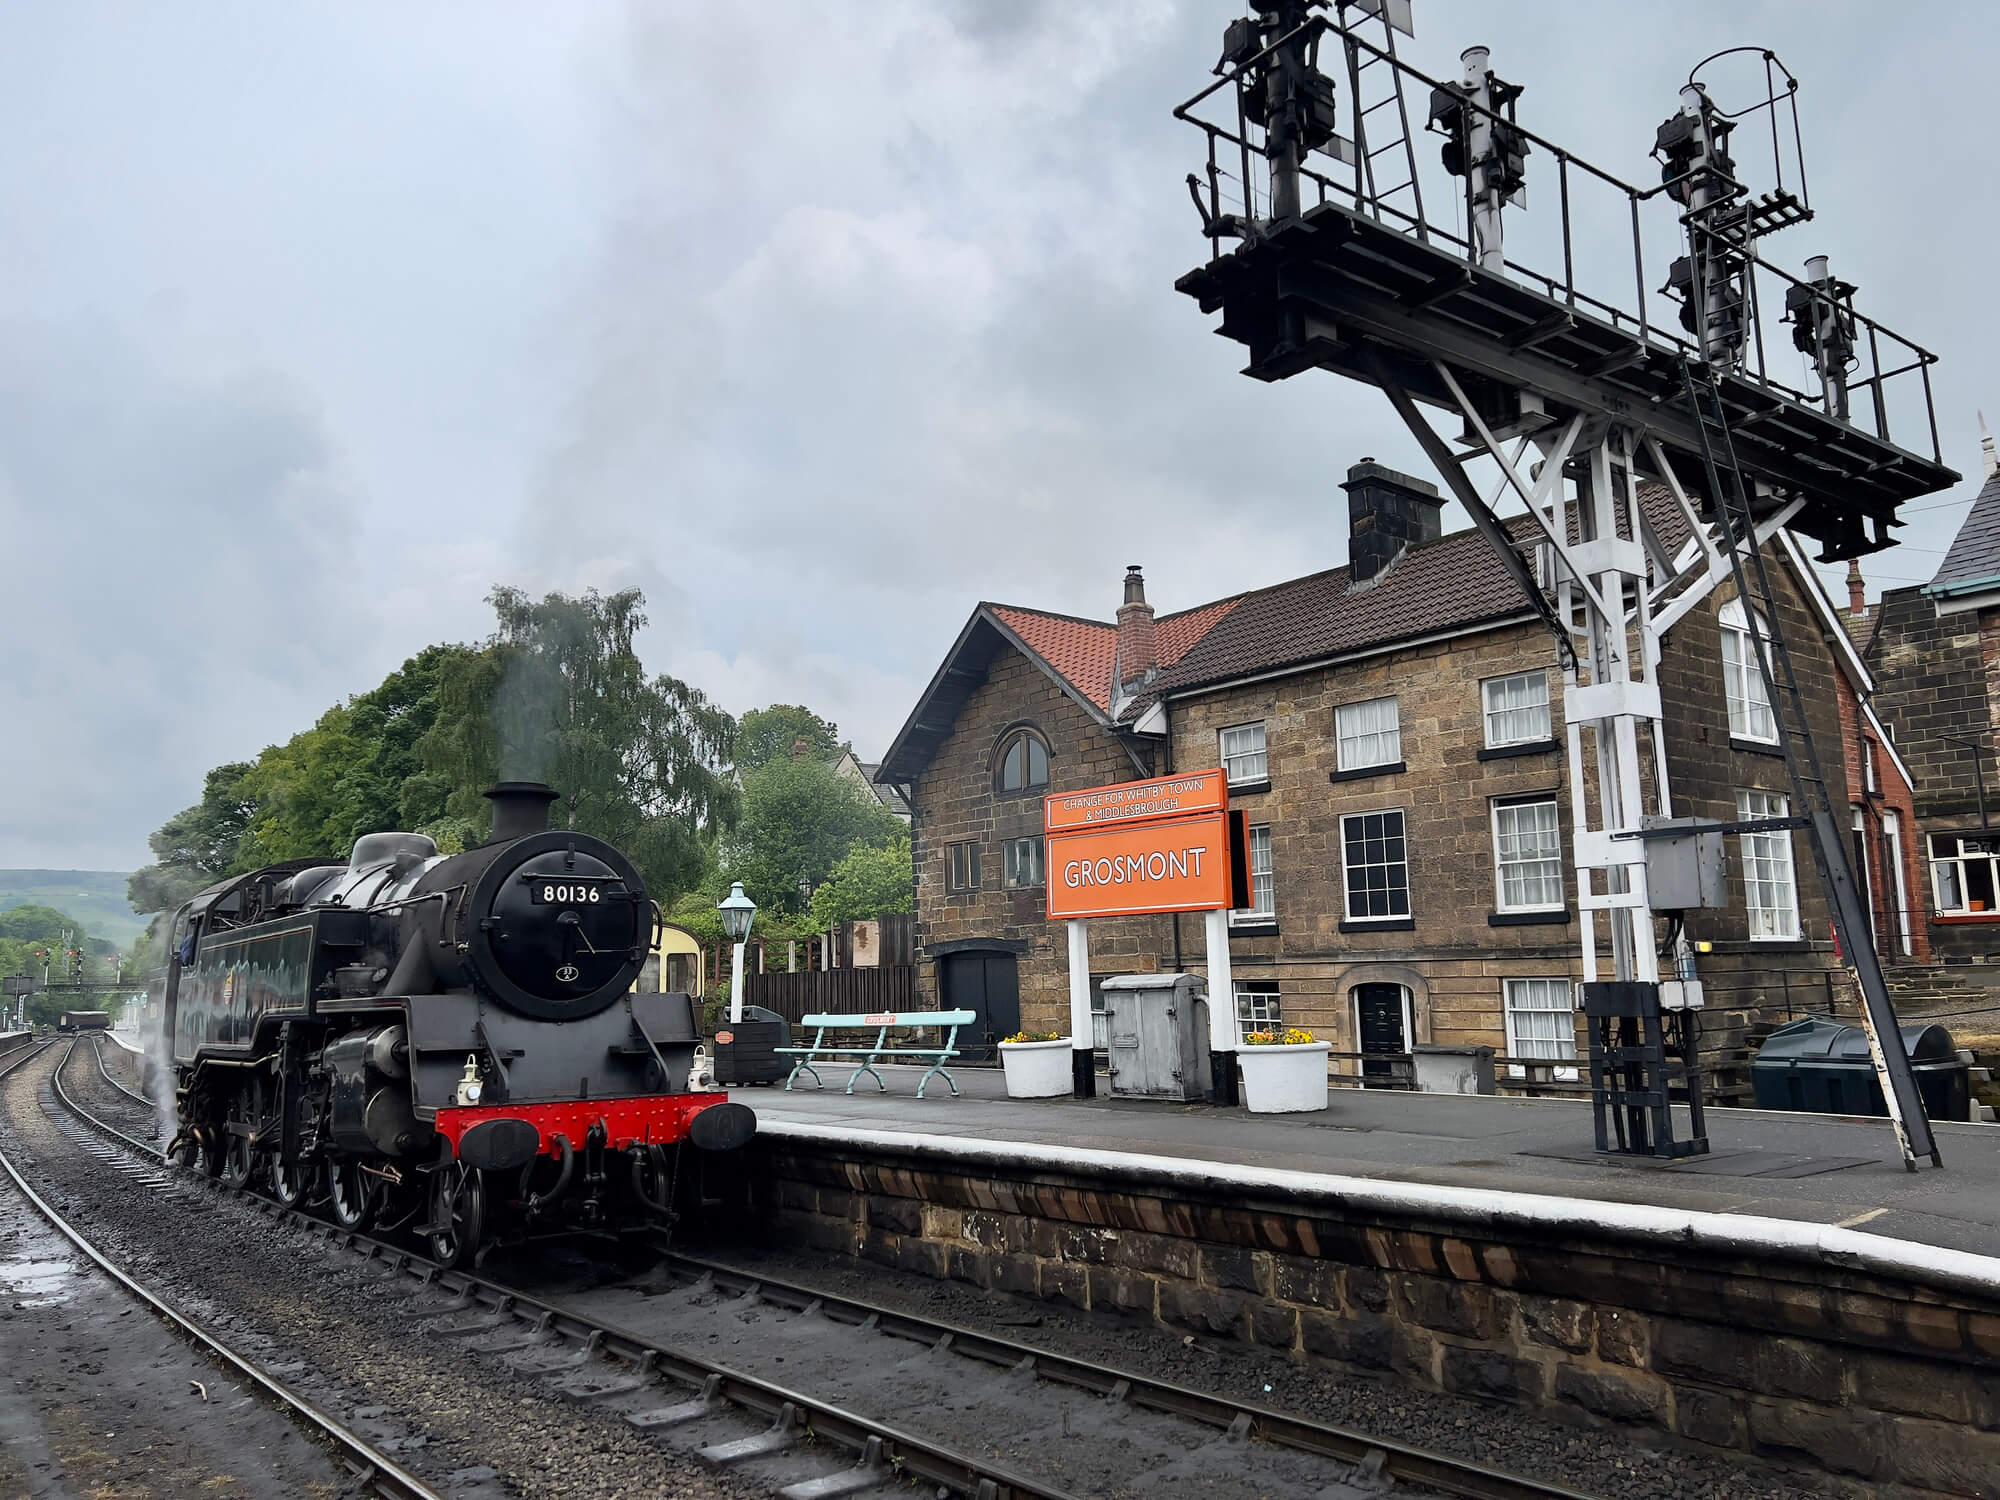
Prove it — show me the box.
[88,1031,155,1112]
[46,1045,1086,1500]
[51,1046,1607,1500]
[650,1248,1602,1500]
[8,1039,442,1500]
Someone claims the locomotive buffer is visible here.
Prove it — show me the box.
[1174,3,1955,1167]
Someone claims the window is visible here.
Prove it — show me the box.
[1236,980,1282,1042]
[996,729,1049,793]
[1719,600,1777,743]
[1737,789,1799,939]
[1002,836,1044,890]
[1220,722,1268,786]
[946,841,981,893]
[1882,812,1913,955]
[1335,697,1401,771]
[1852,808,1876,945]
[1863,740,1880,795]
[1492,797,1564,911]
[1233,824,1275,924]
[1340,809,1410,921]
[1930,833,2000,916]
[1503,978,1578,1078]
[1482,671,1551,748]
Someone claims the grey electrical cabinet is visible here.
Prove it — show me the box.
[1101,973,1213,1101]
[1641,815,1729,911]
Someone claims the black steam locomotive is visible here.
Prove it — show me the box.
[160,781,753,1266]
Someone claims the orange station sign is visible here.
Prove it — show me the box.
[1045,770,1234,921]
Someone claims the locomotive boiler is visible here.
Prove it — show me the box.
[160,781,753,1266]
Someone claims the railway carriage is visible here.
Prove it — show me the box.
[160,781,753,1266]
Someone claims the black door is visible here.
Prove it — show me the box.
[1355,983,1408,1086]
[940,951,1020,1061]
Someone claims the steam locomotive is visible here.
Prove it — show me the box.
[160,781,753,1267]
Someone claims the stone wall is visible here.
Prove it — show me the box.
[742,1131,2000,1497]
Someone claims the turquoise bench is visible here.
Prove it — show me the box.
[776,1009,977,1099]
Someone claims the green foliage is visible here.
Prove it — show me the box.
[0,903,119,999]
[126,762,260,916]
[414,586,738,903]
[0,873,149,947]
[725,754,906,916]
[735,704,843,772]
[807,838,914,928]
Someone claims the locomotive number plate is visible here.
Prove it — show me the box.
[533,882,603,905]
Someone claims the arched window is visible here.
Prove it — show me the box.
[1719,599,1776,743]
[995,728,1050,793]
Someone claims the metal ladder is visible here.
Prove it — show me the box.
[1336,1,1426,234]
[1678,355,1941,1170]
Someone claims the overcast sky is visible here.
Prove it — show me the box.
[2,2,1993,872]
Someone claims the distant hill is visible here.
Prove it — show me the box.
[0,870,145,945]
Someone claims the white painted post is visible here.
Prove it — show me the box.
[729,941,746,1024]
[1203,908,1238,1104]
[1067,919,1094,1098]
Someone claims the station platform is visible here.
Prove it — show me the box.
[736,1065,2000,1260]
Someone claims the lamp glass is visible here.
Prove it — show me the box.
[717,880,757,943]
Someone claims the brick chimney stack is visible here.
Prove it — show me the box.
[1116,565,1158,686]
[1344,458,1445,587]
[1847,559,1866,616]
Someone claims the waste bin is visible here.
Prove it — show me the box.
[1101,973,1213,1102]
[1750,1015,1971,1123]
[712,1005,793,1086]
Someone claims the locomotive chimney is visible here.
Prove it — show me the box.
[484,781,560,841]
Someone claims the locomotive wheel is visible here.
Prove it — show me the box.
[219,1083,257,1189]
[429,1162,485,1270]
[269,1153,308,1209]
[326,1158,375,1231]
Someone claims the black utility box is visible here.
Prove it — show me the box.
[1751,1015,1970,1123]
[712,1005,792,1086]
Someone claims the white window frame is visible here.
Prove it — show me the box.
[1481,671,1552,749]
[1232,823,1276,925]
[1929,832,2000,917]
[1335,696,1402,771]
[1235,980,1282,1042]
[1339,808,1411,923]
[1490,796,1564,912]
[946,841,980,894]
[1882,811,1913,956]
[1002,835,1044,890]
[1719,599,1778,744]
[1863,739,1880,794]
[1219,722,1268,787]
[1737,789,1800,940]
[1502,978,1578,1081]
[1851,807,1876,946]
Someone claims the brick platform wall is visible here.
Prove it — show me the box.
[740,1133,2000,1497]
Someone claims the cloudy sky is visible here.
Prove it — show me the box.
[2,2,1993,872]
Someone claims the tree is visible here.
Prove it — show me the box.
[127,762,261,917]
[725,754,906,916]
[735,705,842,772]
[416,586,738,903]
[807,838,914,929]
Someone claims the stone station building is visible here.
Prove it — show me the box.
[876,461,1867,1092]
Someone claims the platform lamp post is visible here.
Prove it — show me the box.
[717,881,757,1025]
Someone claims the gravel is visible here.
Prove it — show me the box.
[675,1241,1875,1500]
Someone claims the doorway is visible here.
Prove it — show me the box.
[940,951,1020,1061]
[1353,982,1410,1086]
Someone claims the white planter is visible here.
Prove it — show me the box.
[1000,1038,1073,1099]
[1236,1042,1331,1113]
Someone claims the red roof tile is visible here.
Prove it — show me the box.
[990,596,1246,713]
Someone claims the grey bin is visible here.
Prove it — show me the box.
[1101,973,1213,1102]
[1750,1015,1970,1123]
[712,1004,793,1086]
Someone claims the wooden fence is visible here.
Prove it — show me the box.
[742,966,916,1025]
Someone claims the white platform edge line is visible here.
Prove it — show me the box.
[758,1119,2000,1296]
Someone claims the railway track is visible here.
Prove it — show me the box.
[57,1035,1605,1500]
[0,1039,441,1500]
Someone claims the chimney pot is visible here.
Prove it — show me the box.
[1847,559,1866,617]
[484,781,560,842]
